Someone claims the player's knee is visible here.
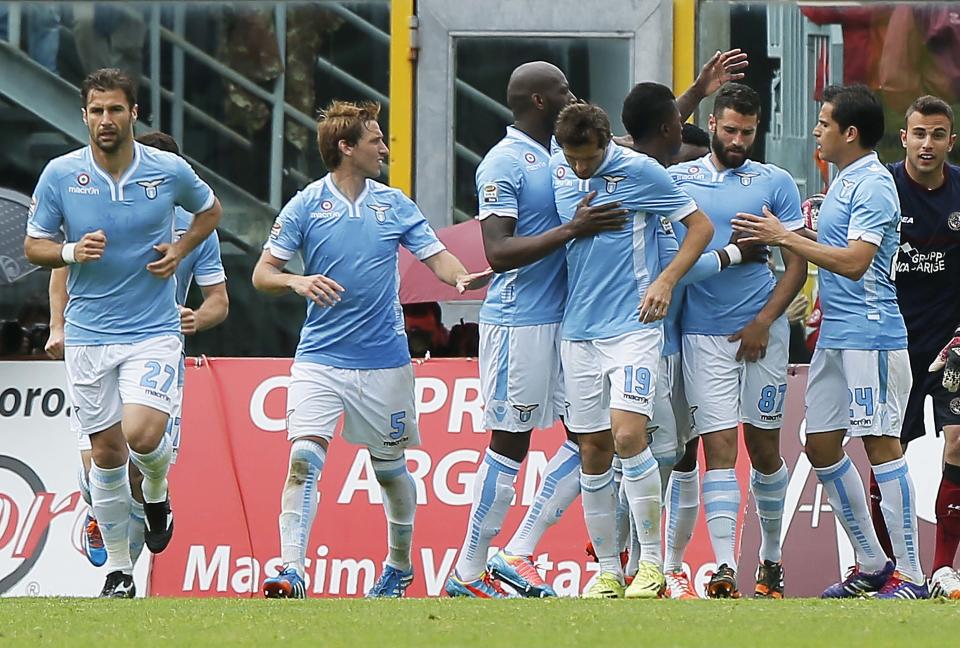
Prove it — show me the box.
[943,426,960,464]
[862,435,904,465]
[701,429,738,468]
[577,432,614,472]
[804,436,842,468]
[489,429,531,463]
[744,430,781,473]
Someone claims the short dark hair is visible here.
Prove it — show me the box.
[81,68,137,108]
[621,82,677,141]
[555,103,611,149]
[681,122,710,148]
[821,84,885,149]
[137,131,180,155]
[905,95,954,130]
[713,82,761,118]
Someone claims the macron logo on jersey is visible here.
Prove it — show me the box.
[68,172,99,195]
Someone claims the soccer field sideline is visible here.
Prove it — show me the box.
[1,598,958,647]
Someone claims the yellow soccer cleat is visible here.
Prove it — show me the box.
[625,561,667,599]
[583,572,625,599]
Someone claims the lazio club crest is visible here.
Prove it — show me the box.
[137,179,163,200]
[602,175,625,193]
[370,204,390,223]
[734,171,759,186]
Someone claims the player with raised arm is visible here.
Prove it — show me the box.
[733,84,927,599]
[445,61,628,599]
[254,100,488,599]
[669,83,807,599]
[552,102,713,598]
[47,131,229,572]
[24,68,222,597]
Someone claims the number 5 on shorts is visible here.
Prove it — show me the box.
[389,411,406,439]
[140,361,177,393]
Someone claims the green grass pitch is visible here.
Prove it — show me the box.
[1,598,958,647]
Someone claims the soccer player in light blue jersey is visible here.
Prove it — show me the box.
[734,84,927,599]
[51,131,228,574]
[669,83,808,599]
[24,69,223,598]
[253,101,488,599]
[552,102,714,598]
[445,62,629,600]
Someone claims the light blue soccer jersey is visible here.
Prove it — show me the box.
[815,153,907,350]
[669,155,803,335]
[551,143,698,341]
[478,126,565,326]
[173,207,225,306]
[27,143,215,345]
[265,175,445,369]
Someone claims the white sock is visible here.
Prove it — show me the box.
[454,449,519,581]
[703,468,740,571]
[130,500,146,564]
[78,464,92,507]
[664,467,700,573]
[751,460,788,564]
[581,469,622,578]
[814,455,887,572]
[88,462,133,574]
[505,440,580,557]
[373,455,417,572]
[873,457,923,583]
[612,456,631,553]
[621,448,663,568]
[128,434,172,504]
[625,512,641,577]
[278,439,326,577]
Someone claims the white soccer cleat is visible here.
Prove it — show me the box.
[930,566,960,600]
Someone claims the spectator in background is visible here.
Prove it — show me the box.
[0,298,50,357]
[785,293,812,364]
[73,4,145,88]
[403,302,449,358]
[446,320,480,357]
[673,122,711,164]
[0,2,61,73]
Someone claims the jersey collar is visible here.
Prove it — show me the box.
[86,141,142,202]
[837,151,879,180]
[323,174,371,219]
[505,126,552,154]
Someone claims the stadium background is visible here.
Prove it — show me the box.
[1,0,959,601]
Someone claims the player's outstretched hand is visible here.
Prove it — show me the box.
[45,325,64,359]
[75,229,106,263]
[729,229,769,265]
[147,243,182,278]
[638,276,673,323]
[732,206,788,246]
[179,305,197,336]
[569,191,628,238]
[729,319,770,363]
[290,274,344,307]
[695,49,748,97]
[457,268,494,294]
[929,327,960,392]
[785,293,809,324]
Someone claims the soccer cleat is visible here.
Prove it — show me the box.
[707,563,741,599]
[81,513,107,567]
[754,560,785,599]
[366,565,414,598]
[263,566,306,599]
[875,571,929,599]
[930,566,960,600]
[487,551,556,598]
[820,560,894,599]
[665,571,699,600]
[444,571,508,598]
[582,572,625,599]
[143,497,174,554]
[99,571,135,598]
[625,561,666,599]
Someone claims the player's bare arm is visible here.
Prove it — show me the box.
[24,229,107,268]
[421,249,492,294]
[147,198,223,278]
[640,209,713,323]
[676,49,749,122]
[481,190,627,272]
[45,267,68,359]
[179,283,229,336]
[252,248,344,307]
[732,206,876,280]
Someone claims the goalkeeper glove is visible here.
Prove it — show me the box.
[928,327,960,392]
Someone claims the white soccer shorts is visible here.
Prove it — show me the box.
[682,316,790,435]
[804,348,911,438]
[285,360,420,460]
[65,335,182,436]
[649,352,695,463]
[479,322,564,432]
[561,328,662,434]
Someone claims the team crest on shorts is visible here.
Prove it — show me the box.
[512,403,540,423]
[950,397,960,416]
[948,212,960,231]
[603,175,625,193]
[734,171,759,186]
[370,204,390,223]
[137,179,163,200]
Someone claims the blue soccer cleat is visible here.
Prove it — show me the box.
[875,572,930,600]
[444,571,508,598]
[366,564,415,598]
[81,513,107,567]
[821,560,894,598]
[263,566,306,599]
[487,551,556,598]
